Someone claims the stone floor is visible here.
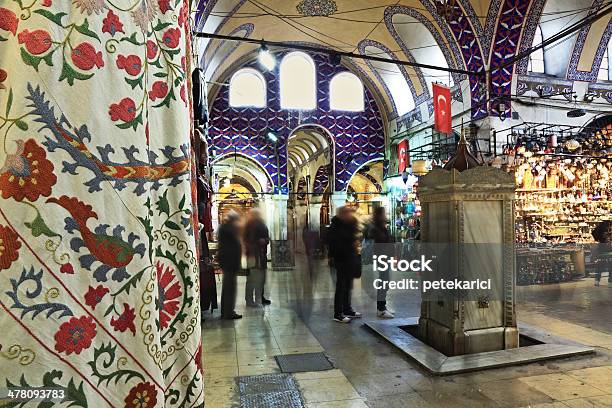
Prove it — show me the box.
[202,257,612,407]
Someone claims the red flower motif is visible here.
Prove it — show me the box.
[109,98,137,122]
[146,40,158,60]
[180,84,187,106]
[161,28,180,49]
[116,54,142,76]
[124,382,157,408]
[155,262,182,329]
[102,9,124,36]
[42,0,52,6]
[54,316,96,355]
[84,285,109,310]
[0,225,20,271]
[71,42,104,71]
[148,81,168,101]
[0,8,18,36]
[17,29,52,55]
[0,139,57,202]
[178,1,188,27]
[111,303,136,335]
[60,263,74,274]
[158,0,171,13]
[0,68,6,90]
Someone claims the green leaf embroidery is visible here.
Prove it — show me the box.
[116,111,142,130]
[179,194,186,210]
[14,120,28,131]
[33,9,67,26]
[87,343,145,387]
[74,19,100,41]
[124,75,144,89]
[58,60,94,86]
[5,88,12,117]
[24,212,60,238]
[157,190,170,216]
[165,220,181,230]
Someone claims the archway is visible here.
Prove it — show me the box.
[346,159,385,219]
[287,125,335,256]
[211,153,273,232]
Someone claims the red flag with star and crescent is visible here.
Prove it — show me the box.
[433,83,452,134]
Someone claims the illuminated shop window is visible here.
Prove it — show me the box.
[528,25,545,74]
[280,52,317,110]
[229,68,267,108]
[330,72,365,111]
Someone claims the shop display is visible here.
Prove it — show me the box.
[503,123,612,244]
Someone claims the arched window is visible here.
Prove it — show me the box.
[598,40,611,81]
[330,72,364,111]
[528,25,545,74]
[229,68,266,108]
[280,52,316,110]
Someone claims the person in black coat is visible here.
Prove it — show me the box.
[244,209,270,306]
[328,206,361,323]
[364,206,395,318]
[218,212,242,319]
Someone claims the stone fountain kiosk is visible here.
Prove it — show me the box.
[364,137,594,374]
[417,164,519,355]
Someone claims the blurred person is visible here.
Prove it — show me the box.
[592,220,612,287]
[328,206,361,323]
[364,207,395,319]
[218,211,242,319]
[244,209,270,306]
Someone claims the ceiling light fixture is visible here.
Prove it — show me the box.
[267,132,278,143]
[258,44,276,71]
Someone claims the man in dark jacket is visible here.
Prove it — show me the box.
[328,206,361,323]
[244,209,270,306]
[218,212,242,319]
[364,206,395,319]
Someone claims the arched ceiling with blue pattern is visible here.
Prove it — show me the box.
[196,0,612,122]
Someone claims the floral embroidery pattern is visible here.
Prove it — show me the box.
[54,315,97,355]
[0,139,57,202]
[0,0,202,406]
[155,261,182,330]
[0,224,20,270]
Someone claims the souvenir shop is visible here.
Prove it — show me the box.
[498,118,612,285]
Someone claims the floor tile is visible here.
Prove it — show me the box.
[306,399,368,408]
[415,382,498,408]
[563,395,612,408]
[365,392,434,408]
[203,351,238,368]
[298,377,362,404]
[566,366,612,394]
[294,369,346,381]
[478,378,555,407]
[348,370,416,399]
[520,373,606,401]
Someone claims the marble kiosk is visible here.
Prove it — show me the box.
[417,139,519,355]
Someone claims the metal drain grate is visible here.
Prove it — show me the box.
[237,373,304,408]
[240,390,302,408]
[274,352,334,373]
[238,373,297,395]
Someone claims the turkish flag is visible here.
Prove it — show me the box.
[397,140,409,174]
[433,83,452,134]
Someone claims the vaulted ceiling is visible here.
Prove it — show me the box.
[195,0,612,121]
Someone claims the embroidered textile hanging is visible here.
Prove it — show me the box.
[0,1,203,407]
